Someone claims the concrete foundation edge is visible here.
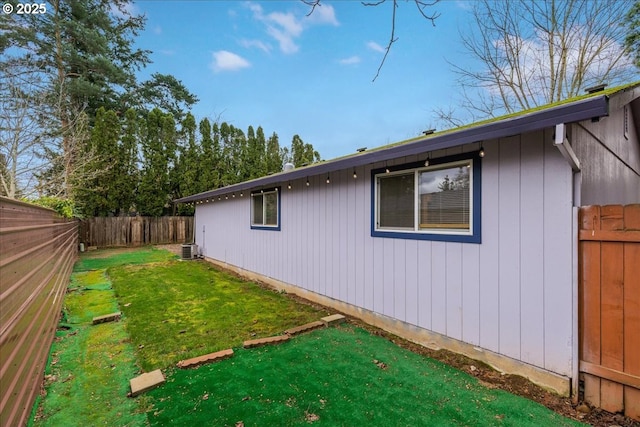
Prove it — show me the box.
[205,256,570,397]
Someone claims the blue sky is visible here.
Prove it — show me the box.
[132,1,477,160]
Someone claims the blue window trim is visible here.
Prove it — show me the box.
[250,186,281,231]
[370,151,482,243]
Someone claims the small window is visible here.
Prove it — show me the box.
[372,153,481,243]
[251,187,280,230]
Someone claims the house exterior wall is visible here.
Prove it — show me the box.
[195,128,575,381]
[572,100,640,205]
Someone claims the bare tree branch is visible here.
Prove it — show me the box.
[439,0,637,126]
[302,0,440,81]
[370,0,398,82]
[301,0,321,17]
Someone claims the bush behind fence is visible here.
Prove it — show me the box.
[79,216,194,248]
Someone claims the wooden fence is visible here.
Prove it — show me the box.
[78,216,194,248]
[579,204,640,421]
[0,197,77,427]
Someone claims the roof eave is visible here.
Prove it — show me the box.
[176,94,609,204]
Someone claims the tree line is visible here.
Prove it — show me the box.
[77,107,319,217]
[0,0,320,217]
[2,0,639,217]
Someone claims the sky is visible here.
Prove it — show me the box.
[130,1,480,160]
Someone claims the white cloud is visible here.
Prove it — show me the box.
[267,26,299,54]
[367,41,385,53]
[339,56,361,65]
[304,4,339,26]
[245,1,338,55]
[211,50,251,72]
[240,39,272,53]
[247,3,263,15]
[267,11,303,37]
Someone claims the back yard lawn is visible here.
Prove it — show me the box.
[30,247,606,426]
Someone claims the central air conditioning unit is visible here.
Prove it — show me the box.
[181,244,198,260]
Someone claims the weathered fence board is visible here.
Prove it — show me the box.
[79,216,193,248]
[579,204,640,421]
[0,197,77,427]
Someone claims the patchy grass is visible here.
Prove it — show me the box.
[30,272,145,427]
[108,260,329,371]
[32,247,586,427]
[73,246,177,272]
[147,325,584,427]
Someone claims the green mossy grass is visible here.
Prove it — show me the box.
[147,325,584,427]
[32,247,586,426]
[108,260,329,371]
[30,272,145,427]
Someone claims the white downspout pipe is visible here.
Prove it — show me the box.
[554,123,581,403]
[554,123,581,172]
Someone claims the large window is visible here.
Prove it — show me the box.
[372,153,481,243]
[251,187,280,230]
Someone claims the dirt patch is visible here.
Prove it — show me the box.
[79,246,141,258]
[154,244,183,256]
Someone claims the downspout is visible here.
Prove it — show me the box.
[554,123,581,403]
[554,123,581,173]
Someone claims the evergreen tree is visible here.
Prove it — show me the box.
[219,123,248,185]
[138,109,174,216]
[290,134,321,167]
[626,1,640,68]
[175,113,199,215]
[115,108,140,215]
[265,132,284,174]
[255,126,268,176]
[131,73,199,122]
[78,107,120,216]
[198,118,218,191]
[2,0,197,202]
[246,125,267,179]
[1,0,150,199]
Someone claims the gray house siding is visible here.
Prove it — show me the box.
[572,99,640,204]
[195,128,575,379]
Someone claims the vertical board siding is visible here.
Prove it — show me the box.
[519,131,545,367]
[0,198,77,427]
[417,242,433,330]
[479,139,501,353]
[404,239,419,326]
[195,129,575,378]
[498,135,522,360]
[579,204,640,421]
[430,242,447,335]
[461,244,480,346]
[542,127,574,375]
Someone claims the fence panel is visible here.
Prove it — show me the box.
[579,204,640,421]
[79,216,193,248]
[0,197,77,427]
